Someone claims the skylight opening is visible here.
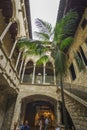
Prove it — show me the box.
[29,0,60,39]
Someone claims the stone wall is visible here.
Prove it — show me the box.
[65,92,87,130]
[0,94,7,129]
[0,95,17,130]
[68,8,87,88]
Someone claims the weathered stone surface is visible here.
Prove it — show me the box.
[65,93,87,130]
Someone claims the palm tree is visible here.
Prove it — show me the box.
[17,10,78,129]
[34,11,78,129]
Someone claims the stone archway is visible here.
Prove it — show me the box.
[19,94,57,127]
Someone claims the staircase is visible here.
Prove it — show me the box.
[61,83,87,130]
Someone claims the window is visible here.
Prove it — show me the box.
[74,51,85,71]
[69,63,76,80]
[79,46,87,65]
[81,18,87,29]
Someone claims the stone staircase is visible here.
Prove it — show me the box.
[62,83,87,130]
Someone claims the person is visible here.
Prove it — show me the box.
[39,118,43,130]
[21,120,30,130]
[13,122,19,130]
[55,124,61,130]
[44,117,49,130]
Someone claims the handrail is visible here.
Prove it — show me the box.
[64,89,87,107]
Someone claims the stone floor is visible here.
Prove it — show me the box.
[30,126,55,130]
[30,127,65,130]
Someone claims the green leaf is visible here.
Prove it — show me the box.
[55,50,67,76]
[36,55,49,65]
[60,37,73,51]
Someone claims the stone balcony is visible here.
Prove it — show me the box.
[0,47,19,94]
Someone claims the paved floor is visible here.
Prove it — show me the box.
[30,126,55,130]
[30,127,65,130]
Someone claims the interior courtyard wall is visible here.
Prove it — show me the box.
[65,93,87,130]
[67,8,87,87]
[0,0,30,129]
[0,1,87,130]
[0,94,7,129]
[1,95,17,130]
[11,84,58,128]
[0,10,6,36]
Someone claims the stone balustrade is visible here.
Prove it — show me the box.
[0,47,19,93]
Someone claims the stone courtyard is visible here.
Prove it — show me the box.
[0,0,87,130]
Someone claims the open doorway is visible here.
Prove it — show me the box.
[24,101,55,127]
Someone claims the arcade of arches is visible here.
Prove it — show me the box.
[0,0,87,130]
[23,61,55,84]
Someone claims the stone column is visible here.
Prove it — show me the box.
[10,95,22,130]
[79,50,85,65]
[21,63,26,83]
[18,59,24,78]
[53,66,56,85]
[1,96,17,130]
[73,59,79,75]
[19,102,26,125]
[0,20,13,42]
[43,64,46,84]
[32,63,36,84]
[57,101,62,125]
[15,51,22,71]
[9,39,17,59]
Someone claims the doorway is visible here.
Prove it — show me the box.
[24,101,55,127]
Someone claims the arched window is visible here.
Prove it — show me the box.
[74,51,85,71]
[45,62,54,84]
[23,60,34,83]
[69,63,76,80]
[79,46,87,65]
[35,64,43,84]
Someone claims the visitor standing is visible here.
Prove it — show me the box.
[21,120,30,130]
[55,124,61,130]
[39,118,43,130]
[44,117,49,130]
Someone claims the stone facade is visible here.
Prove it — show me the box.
[0,1,87,130]
[0,0,30,129]
[65,91,87,130]
[68,8,87,87]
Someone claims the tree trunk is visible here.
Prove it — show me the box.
[60,73,68,130]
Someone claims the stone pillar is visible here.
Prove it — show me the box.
[0,94,7,129]
[19,102,26,125]
[73,59,79,75]
[18,59,24,78]
[32,63,36,84]
[0,20,13,42]
[9,39,17,59]
[57,101,62,125]
[43,64,46,84]
[1,95,17,130]
[21,63,26,83]
[53,66,56,85]
[10,95,22,130]
[15,51,22,71]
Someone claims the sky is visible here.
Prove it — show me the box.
[29,0,60,39]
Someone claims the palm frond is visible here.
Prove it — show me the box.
[35,18,52,34]
[53,22,64,44]
[53,11,78,43]
[34,31,50,41]
[35,18,53,41]
[60,37,73,51]
[55,50,67,76]
[36,55,49,65]
[17,38,30,49]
